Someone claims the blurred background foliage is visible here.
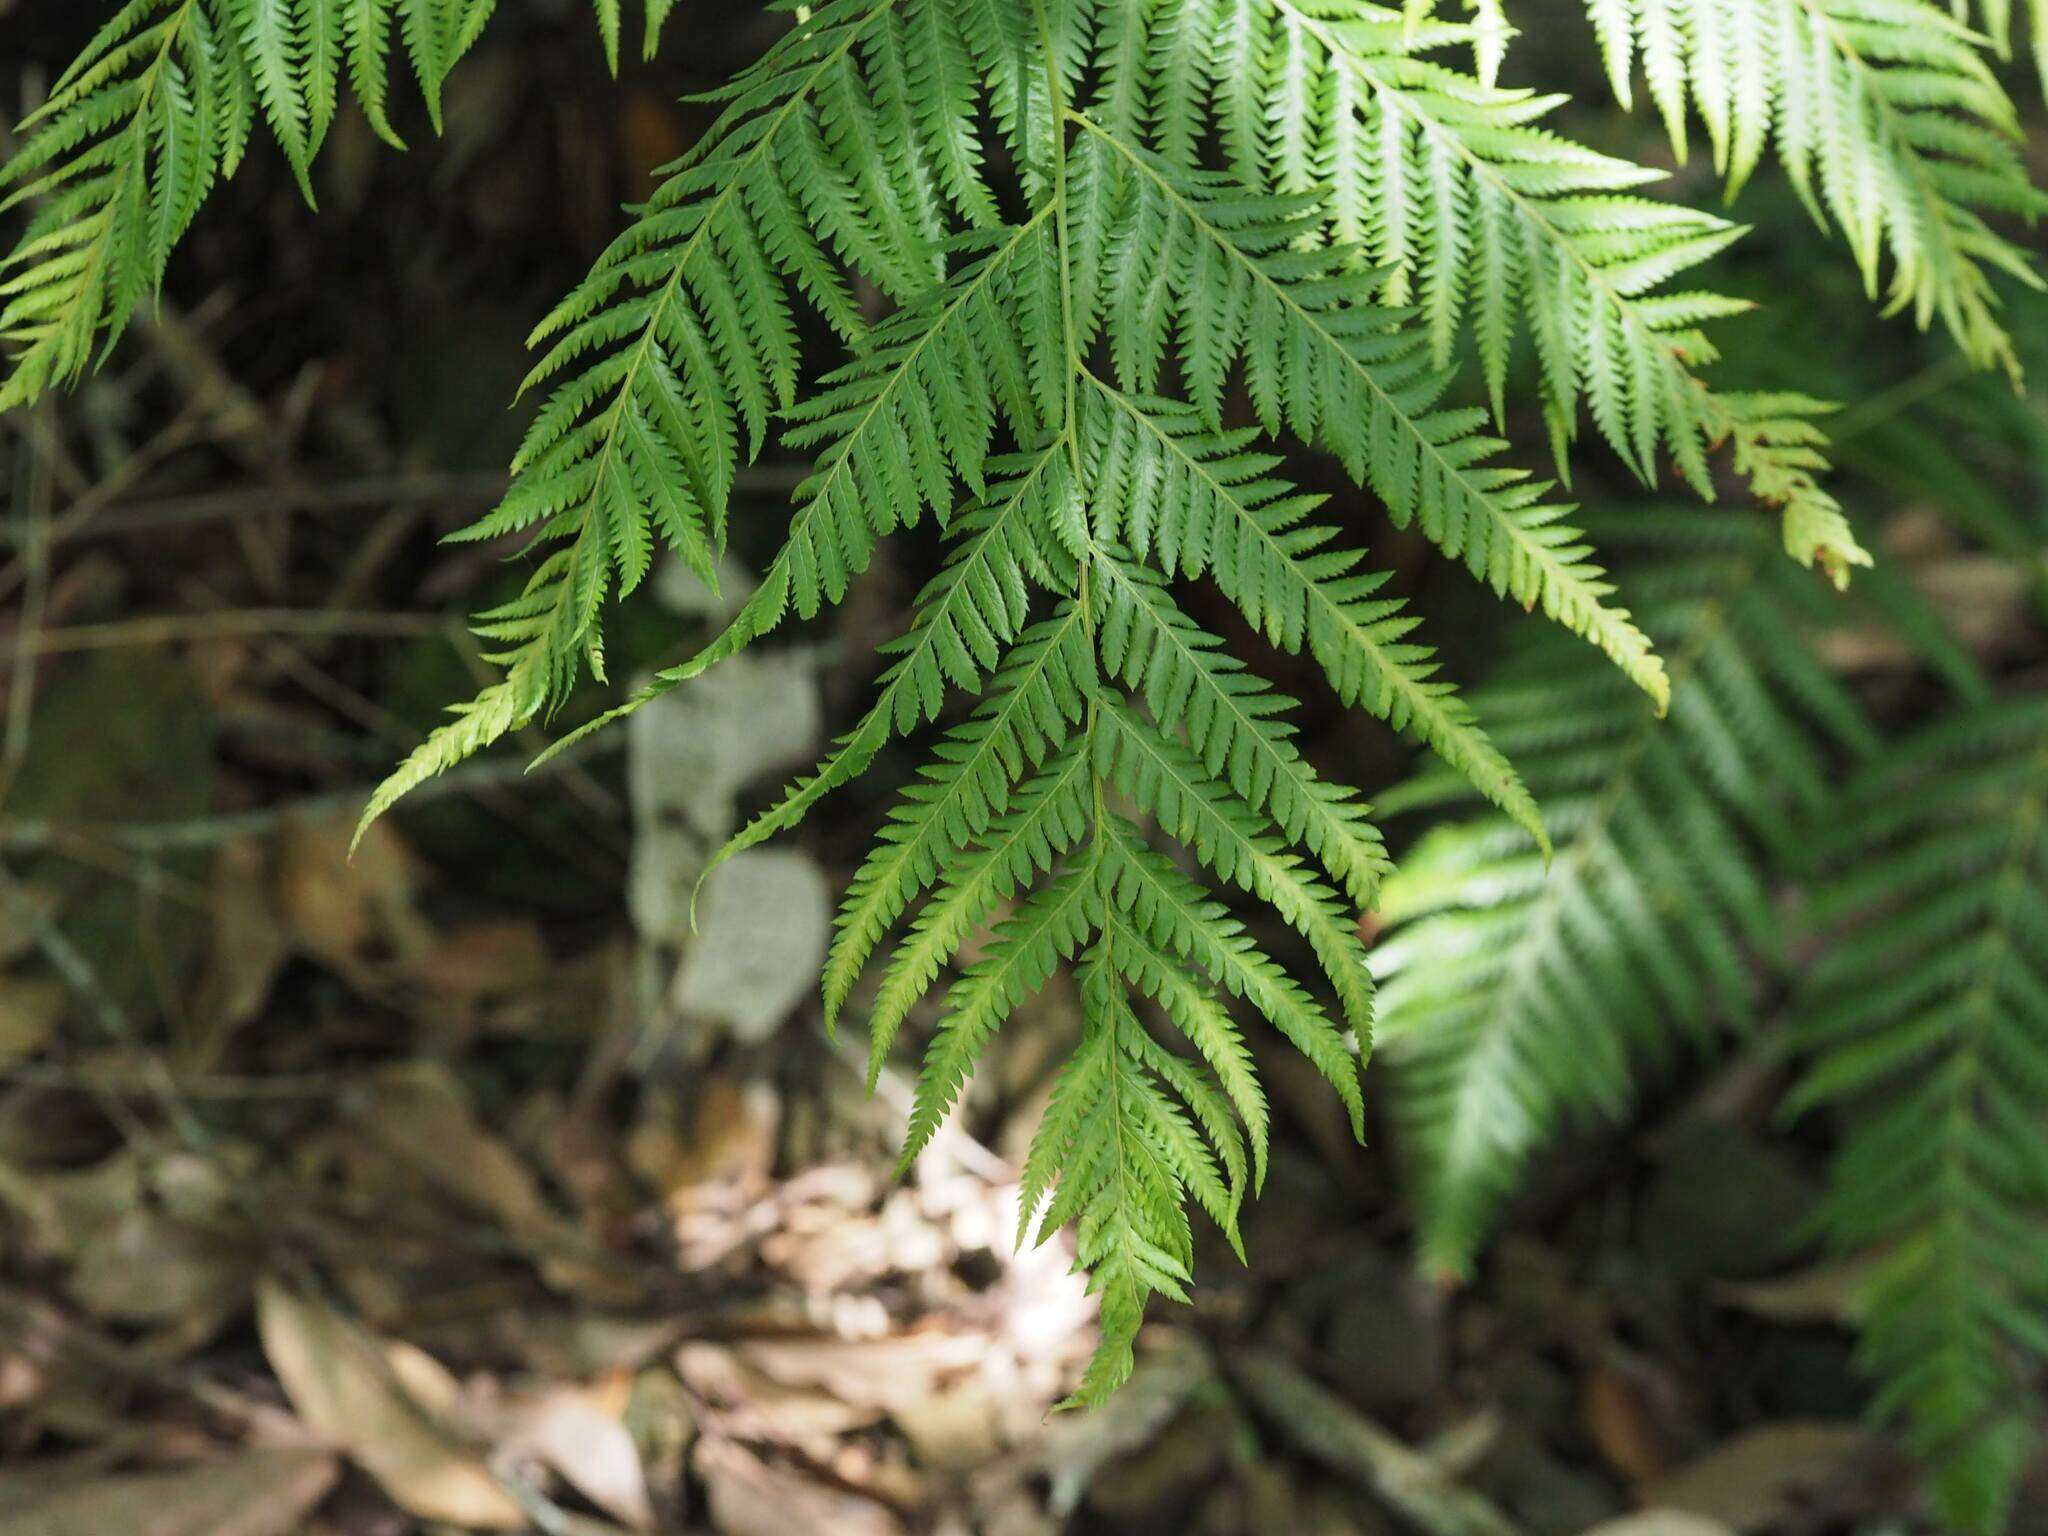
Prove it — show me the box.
[0,3,2045,1535]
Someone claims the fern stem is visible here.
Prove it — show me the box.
[1029,0,1106,870]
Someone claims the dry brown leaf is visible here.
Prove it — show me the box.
[401,919,550,1011]
[678,1343,882,1443]
[497,1385,656,1531]
[738,1333,987,1416]
[1581,1514,1736,1536]
[189,839,289,1036]
[1041,1337,1212,1515]
[352,1069,555,1236]
[1581,1367,1668,1485]
[255,1276,523,1530]
[1709,1260,1873,1326]
[1229,1349,1522,1536]
[890,1380,1003,1470]
[696,1438,903,1536]
[0,1448,337,1536]
[276,818,428,966]
[633,1080,781,1201]
[1645,1422,1865,1533]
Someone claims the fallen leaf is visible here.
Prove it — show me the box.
[497,1385,655,1531]
[695,1438,902,1536]
[1645,1423,1865,1533]
[188,839,288,1037]
[678,1342,883,1444]
[276,818,427,967]
[1041,1337,1211,1516]
[1581,1367,1668,1485]
[1581,1514,1736,1536]
[738,1333,986,1416]
[633,1080,780,1203]
[0,1448,337,1536]
[1229,1349,1522,1536]
[351,1067,556,1244]
[401,919,550,1011]
[255,1277,523,1530]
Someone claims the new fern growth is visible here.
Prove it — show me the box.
[6,0,2046,1417]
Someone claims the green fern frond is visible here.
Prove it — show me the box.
[373,1,1039,811]
[1086,385,1587,850]
[1372,508,1875,1278]
[862,723,1095,1085]
[1788,699,2048,1534]
[1024,942,1218,1407]
[330,0,1914,1395]
[1120,0,1873,579]
[824,580,1090,1035]
[1096,696,1374,1083]
[1068,129,1675,709]
[699,441,1078,893]
[1,0,238,410]
[1956,0,2048,97]
[1091,554,1391,912]
[1582,0,2048,376]
[1095,768,1369,1134]
[0,0,683,410]
[902,855,1105,1172]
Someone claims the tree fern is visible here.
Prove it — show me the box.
[0,0,682,411]
[12,0,1987,1403]
[339,1,1912,1391]
[1788,698,2048,1534]
[1578,0,2048,377]
[1370,507,1876,1278]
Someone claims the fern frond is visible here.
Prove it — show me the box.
[1583,0,2048,376]
[1087,383,1562,850]
[1026,943,1214,1407]
[1091,554,1391,911]
[698,440,1077,892]
[1096,698,1374,1083]
[824,590,1091,1035]
[861,719,1096,1084]
[901,855,1105,1170]
[333,0,1915,1397]
[354,0,1035,813]
[1096,796,1368,1136]
[1372,508,1875,1278]
[1956,0,2048,97]
[0,0,685,409]
[1,0,236,410]
[1788,699,2048,1534]
[1073,127,1676,705]
[1118,0,1870,578]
